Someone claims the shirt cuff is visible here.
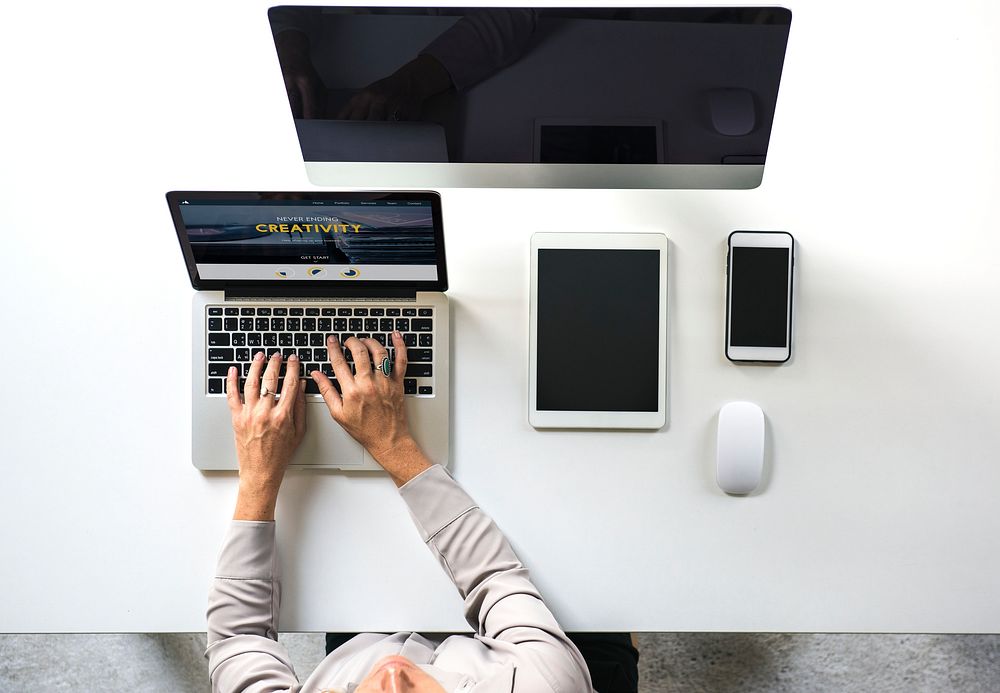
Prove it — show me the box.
[215,520,277,579]
[398,465,477,543]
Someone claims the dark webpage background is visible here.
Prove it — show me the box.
[178,200,436,265]
[537,249,659,412]
[272,7,790,164]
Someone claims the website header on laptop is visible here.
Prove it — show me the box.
[167,191,447,293]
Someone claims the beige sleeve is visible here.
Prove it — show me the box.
[399,465,593,692]
[205,520,299,693]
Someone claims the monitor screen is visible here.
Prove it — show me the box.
[268,6,792,188]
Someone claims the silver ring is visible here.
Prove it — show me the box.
[376,356,392,378]
[261,382,275,396]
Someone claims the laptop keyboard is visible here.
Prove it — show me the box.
[205,305,435,397]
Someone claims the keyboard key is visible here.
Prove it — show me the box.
[306,307,320,316]
[373,334,386,346]
[273,307,288,316]
[406,348,432,362]
[418,308,433,317]
[294,333,308,346]
[208,378,223,394]
[310,333,324,347]
[364,318,378,331]
[379,318,394,332]
[405,363,432,378]
[333,318,347,331]
[208,363,236,377]
[224,318,238,331]
[225,307,239,316]
[318,318,331,331]
[304,379,321,394]
[286,318,301,331]
[208,333,230,346]
[386,308,401,316]
[357,333,371,340]
[208,307,223,316]
[411,319,432,332]
[305,362,319,374]
[239,318,254,331]
[314,347,328,361]
[247,333,262,347]
[418,386,433,395]
[240,308,254,316]
[349,318,362,331]
[255,318,269,331]
[235,348,250,361]
[279,333,293,346]
[395,318,410,331]
[231,333,247,347]
[282,348,297,359]
[354,308,369,316]
[403,308,417,317]
[302,317,316,331]
[271,318,285,331]
[297,348,312,361]
[338,308,352,316]
[242,363,252,376]
[289,308,304,316]
[208,318,222,331]
[322,308,337,316]
[404,378,417,394]
[263,333,277,347]
[370,308,385,316]
[403,333,417,347]
[419,334,433,347]
[257,307,272,316]
[208,348,234,361]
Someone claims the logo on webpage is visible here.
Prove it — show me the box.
[275,267,295,279]
[307,267,327,278]
[340,267,361,279]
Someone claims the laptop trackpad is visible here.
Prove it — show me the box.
[291,402,365,467]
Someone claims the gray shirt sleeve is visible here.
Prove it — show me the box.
[399,465,593,691]
[205,465,592,692]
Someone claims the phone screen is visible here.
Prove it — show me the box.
[729,246,790,347]
[536,248,660,412]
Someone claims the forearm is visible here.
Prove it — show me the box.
[376,435,433,488]
[234,478,281,521]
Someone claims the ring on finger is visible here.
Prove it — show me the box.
[375,356,392,378]
[261,381,277,397]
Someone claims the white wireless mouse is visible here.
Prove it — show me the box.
[716,401,765,494]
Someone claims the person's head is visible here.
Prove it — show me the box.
[353,655,447,693]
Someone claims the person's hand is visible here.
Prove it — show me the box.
[226,352,307,520]
[337,54,452,121]
[275,30,324,118]
[311,333,432,486]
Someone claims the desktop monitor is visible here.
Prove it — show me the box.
[268,6,792,189]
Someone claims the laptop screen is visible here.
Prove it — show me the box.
[167,191,446,291]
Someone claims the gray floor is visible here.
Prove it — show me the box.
[2,633,998,691]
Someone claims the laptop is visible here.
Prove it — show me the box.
[166,190,449,471]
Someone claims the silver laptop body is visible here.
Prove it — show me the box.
[167,190,449,471]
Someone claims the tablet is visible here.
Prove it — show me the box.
[529,232,668,429]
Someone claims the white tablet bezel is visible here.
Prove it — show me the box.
[529,232,668,429]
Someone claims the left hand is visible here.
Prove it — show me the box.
[226,351,307,519]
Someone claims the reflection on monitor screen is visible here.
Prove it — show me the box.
[267,6,791,188]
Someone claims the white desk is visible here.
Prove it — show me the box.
[2,0,999,633]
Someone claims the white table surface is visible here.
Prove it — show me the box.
[3,0,999,633]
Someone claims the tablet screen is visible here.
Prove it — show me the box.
[536,248,660,412]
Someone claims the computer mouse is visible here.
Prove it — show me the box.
[716,401,765,494]
[707,88,757,136]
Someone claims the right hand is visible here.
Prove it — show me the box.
[311,333,420,471]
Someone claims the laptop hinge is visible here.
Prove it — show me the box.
[226,286,417,301]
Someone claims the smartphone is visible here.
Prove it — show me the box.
[725,231,795,363]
